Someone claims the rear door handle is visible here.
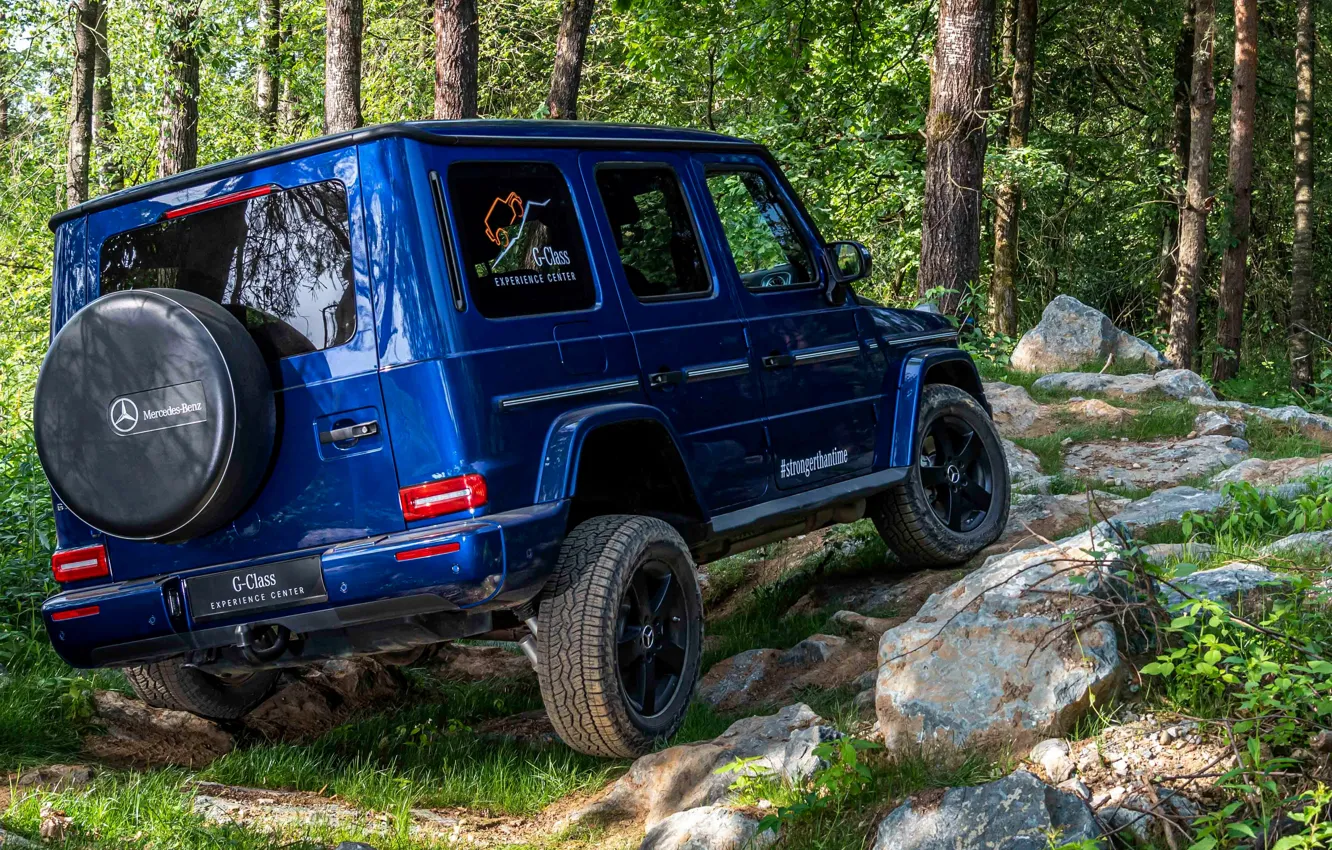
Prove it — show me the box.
[319,420,379,444]
[762,354,796,369]
[648,369,687,388]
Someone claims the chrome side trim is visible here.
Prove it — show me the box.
[686,361,751,382]
[885,331,958,348]
[792,343,862,365]
[498,377,640,410]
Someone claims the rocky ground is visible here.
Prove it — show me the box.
[6,296,1332,850]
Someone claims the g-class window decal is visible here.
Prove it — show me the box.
[99,179,356,360]
[448,161,595,319]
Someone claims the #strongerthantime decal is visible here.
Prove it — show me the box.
[780,447,850,479]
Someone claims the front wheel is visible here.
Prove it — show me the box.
[536,515,703,758]
[870,383,1010,567]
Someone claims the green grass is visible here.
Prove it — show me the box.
[702,522,891,671]
[203,677,618,816]
[1244,416,1332,459]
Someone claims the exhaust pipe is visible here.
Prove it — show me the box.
[517,617,539,668]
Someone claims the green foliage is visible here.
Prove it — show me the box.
[1182,478,1332,547]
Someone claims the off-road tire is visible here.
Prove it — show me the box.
[124,661,278,720]
[536,515,703,758]
[870,384,1010,567]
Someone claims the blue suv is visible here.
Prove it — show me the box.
[34,121,1009,757]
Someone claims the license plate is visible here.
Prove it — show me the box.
[185,555,328,624]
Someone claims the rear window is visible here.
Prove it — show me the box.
[448,161,596,318]
[99,180,356,360]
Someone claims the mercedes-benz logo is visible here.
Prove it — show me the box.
[946,465,962,485]
[640,625,656,650]
[109,397,139,434]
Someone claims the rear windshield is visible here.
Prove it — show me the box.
[99,180,356,360]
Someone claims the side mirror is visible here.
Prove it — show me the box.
[828,241,872,285]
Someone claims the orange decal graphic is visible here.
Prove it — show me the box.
[484,192,525,247]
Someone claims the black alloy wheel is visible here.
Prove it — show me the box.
[918,415,996,533]
[617,560,689,718]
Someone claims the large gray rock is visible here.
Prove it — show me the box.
[1032,369,1215,401]
[978,492,1129,559]
[984,382,1043,436]
[1003,439,1053,494]
[876,531,1124,752]
[1163,562,1290,608]
[1263,529,1332,557]
[1062,435,1249,489]
[639,807,778,850]
[574,704,840,829]
[870,770,1099,850]
[1193,409,1246,438]
[1010,295,1165,374]
[698,636,870,712]
[1213,454,1332,489]
[1194,398,1332,442]
[1097,486,1227,538]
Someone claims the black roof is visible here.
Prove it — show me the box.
[49,120,765,230]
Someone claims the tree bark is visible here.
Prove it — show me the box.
[988,0,1036,337]
[91,1,122,192]
[1211,0,1257,382]
[1157,0,1195,328]
[1165,0,1215,370]
[1290,0,1315,389]
[66,0,97,208]
[918,0,997,314]
[546,0,596,120]
[433,0,477,119]
[0,12,10,142]
[256,0,281,141]
[324,0,363,134]
[157,0,200,177]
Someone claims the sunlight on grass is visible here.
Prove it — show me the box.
[204,681,619,815]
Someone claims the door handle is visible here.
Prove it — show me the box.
[762,353,796,369]
[319,420,379,444]
[648,369,687,388]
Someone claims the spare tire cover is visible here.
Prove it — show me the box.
[35,288,276,543]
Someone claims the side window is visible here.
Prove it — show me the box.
[100,180,356,360]
[448,161,596,319]
[705,169,816,291]
[594,166,710,299]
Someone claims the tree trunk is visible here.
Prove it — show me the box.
[1211,0,1257,382]
[91,1,122,192]
[66,0,97,208]
[433,0,477,119]
[1290,0,1315,389]
[988,0,1036,337]
[1157,0,1195,328]
[324,0,363,134]
[157,0,199,177]
[546,0,596,120]
[1165,0,1215,370]
[918,0,997,314]
[257,0,280,141]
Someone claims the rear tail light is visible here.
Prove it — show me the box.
[51,545,109,583]
[51,605,100,622]
[399,475,487,522]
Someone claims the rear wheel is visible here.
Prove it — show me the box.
[536,515,703,758]
[124,660,278,721]
[870,384,1010,567]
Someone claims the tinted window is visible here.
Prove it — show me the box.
[705,170,815,291]
[595,166,709,300]
[100,180,356,360]
[448,161,596,318]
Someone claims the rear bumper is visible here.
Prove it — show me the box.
[42,501,568,669]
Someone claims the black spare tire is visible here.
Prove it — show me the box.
[34,288,275,543]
